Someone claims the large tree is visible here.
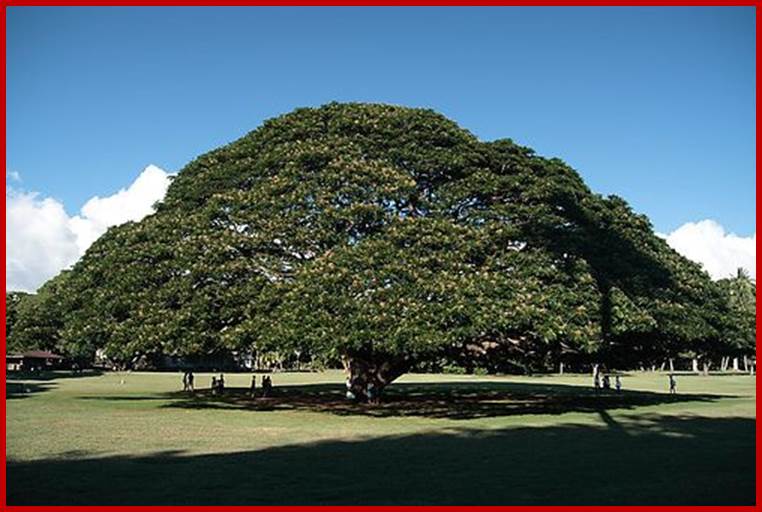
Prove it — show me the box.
[23,103,738,398]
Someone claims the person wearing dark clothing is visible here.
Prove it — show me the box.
[250,375,257,397]
[669,374,677,394]
[367,381,379,404]
[262,375,272,397]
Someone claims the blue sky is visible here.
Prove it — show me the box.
[7,6,755,235]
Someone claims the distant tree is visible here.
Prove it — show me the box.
[717,269,756,361]
[5,291,31,352]
[7,272,70,355]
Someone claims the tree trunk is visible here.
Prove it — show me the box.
[692,358,699,373]
[743,356,749,372]
[342,354,408,403]
[702,361,711,376]
[733,357,740,372]
[669,358,674,373]
[559,362,564,376]
[660,361,666,371]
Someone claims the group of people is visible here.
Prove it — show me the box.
[593,367,678,394]
[211,374,225,395]
[181,371,275,397]
[250,374,273,397]
[182,370,195,392]
[345,378,380,404]
[183,368,678,401]
[592,367,622,393]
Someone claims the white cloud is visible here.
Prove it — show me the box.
[661,220,756,281]
[7,170,21,182]
[6,165,172,292]
[69,164,171,253]
[6,190,82,293]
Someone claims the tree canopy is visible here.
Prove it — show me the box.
[716,269,756,359]
[6,103,753,395]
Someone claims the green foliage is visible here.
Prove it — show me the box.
[6,273,71,355]
[16,102,749,376]
[5,291,30,352]
[717,269,756,356]
[247,217,602,368]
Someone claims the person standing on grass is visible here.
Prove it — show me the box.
[250,374,257,397]
[669,374,677,394]
[262,375,272,397]
[615,375,622,393]
[187,371,195,392]
[602,374,611,390]
[211,376,218,395]
[366,381,377,404]
[218,374,225,394]
[182,371,189,391]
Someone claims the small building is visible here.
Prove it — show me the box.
[6,350,66,372]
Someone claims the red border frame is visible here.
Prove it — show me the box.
[1,2,759,511]
[0,1,759,5]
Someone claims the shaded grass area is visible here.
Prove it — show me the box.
[6,381,57,399]
[6,370,103,399]
[158,381,728,420]
[6,371,756,505]
[7,414,754,505]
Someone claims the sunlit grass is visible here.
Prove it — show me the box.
[6,369,755,505]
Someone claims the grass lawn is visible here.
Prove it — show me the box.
[6,369,756,505]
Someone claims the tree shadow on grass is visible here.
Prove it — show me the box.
[6,414,754,505]
[7,369,104,382]
[7,370,104,399]
[6,381,57,399]
[158,381,730,420]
